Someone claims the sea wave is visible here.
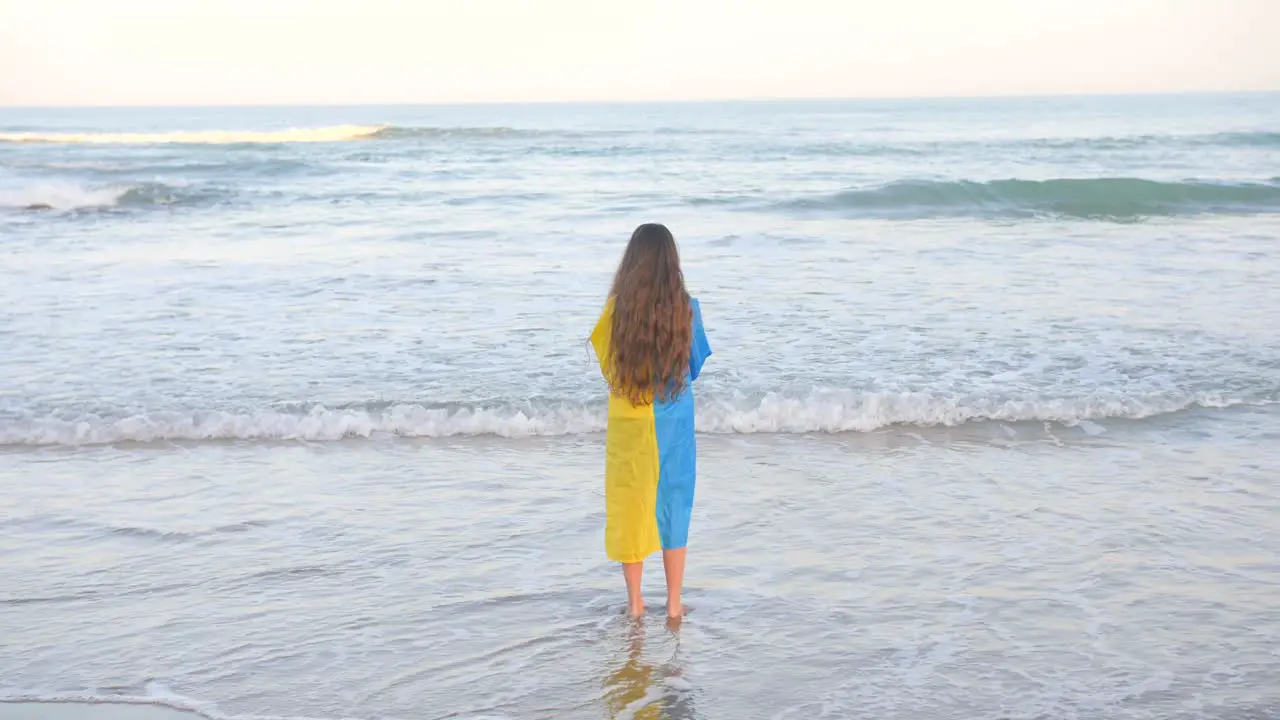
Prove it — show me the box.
[7,157,318,178]
[1205,130,1280,147]
[367,125,542,140]
[0,125,385,145]
[773,131,1280,157]
[0,124,567,145]
[1,390,1268,446]
[1011,131,1280,151]
[775,177,1280,219]
[3,124,1276,149]
[368,126,1280,149]
[0,181,220,210]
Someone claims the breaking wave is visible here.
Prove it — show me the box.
[776,177,1280,219]
[1,390,1269,446]
[0,181,221,210]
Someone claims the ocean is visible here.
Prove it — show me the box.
[1,94,1278,720]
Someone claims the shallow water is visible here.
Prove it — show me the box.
[3,418,1279,719]
[2,95,1279,718]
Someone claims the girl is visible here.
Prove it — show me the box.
[590,223,711,620]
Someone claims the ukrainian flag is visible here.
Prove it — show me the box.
[590,297,712,563]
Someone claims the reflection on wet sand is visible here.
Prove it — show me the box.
[602,618,696,720]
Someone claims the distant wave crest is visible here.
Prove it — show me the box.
[4,124,1278,149]
[777,177,1280,219]
[0,124,550,145]
[1207,131,1280,147]
[0,125,385,145]
[1013,131,1280,151]
[367,125,539,140]
[1,390,1268,446]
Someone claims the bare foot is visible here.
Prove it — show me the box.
[627,602,646,618]
[666,606,692,631]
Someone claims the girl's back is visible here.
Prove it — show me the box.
[589,223,711,620]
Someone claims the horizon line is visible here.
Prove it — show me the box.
[2,88,1277,111]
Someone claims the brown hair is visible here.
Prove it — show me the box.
[607,223,692,406]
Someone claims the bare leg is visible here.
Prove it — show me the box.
[662,547,686,619]
[622,562,644,617]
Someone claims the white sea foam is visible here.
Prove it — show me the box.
[0,180,211,210]
[0,125,384,145]
[0,181,129,209]
[0,391,1262,446]
[0,685,333,720]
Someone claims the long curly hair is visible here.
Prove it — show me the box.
[607,223,692,406]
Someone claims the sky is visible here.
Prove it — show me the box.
[1,0,1277,106]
